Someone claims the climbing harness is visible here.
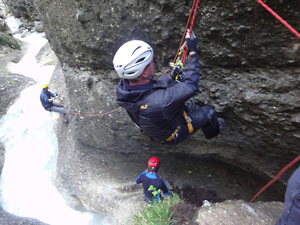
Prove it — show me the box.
[163,126,180,143]
[183,111,193,134]
[257,0,300,39]
[162,111,194,143]
[250,155,300,203]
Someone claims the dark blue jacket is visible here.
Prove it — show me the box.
[40,89,54,110]
[116,54,200,141]
[276,165,300,225]
[135,170,169,202]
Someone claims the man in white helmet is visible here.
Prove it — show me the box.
[113,32,224,145]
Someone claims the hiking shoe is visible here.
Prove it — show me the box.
[185,98,195,112]
[217,118,225,131]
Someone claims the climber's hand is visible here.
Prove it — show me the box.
[185,29,198,54]
[122,184,137,191]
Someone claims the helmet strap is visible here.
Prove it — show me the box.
[147,61,154,80]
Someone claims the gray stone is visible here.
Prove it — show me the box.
[0,207,49,225]
[34,21,44,33]
[195,200,284,225]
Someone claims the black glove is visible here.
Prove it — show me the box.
[186,33,198,54]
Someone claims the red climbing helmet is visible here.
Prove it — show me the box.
[148,157,160,168]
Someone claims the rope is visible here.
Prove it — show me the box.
[249,2,300,202]
[57,97,122,117]
[257,0,300,39]
[162,0,200,76]
[181,0,200,65]
[250,155,300,203]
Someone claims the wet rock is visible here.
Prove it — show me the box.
[0,8,13,36]
[0,143,4,175]
[4,0,38,21]
[195,200,284,225]
[34,21,44,33]
[0,74,35,116]
[0,207,49,225]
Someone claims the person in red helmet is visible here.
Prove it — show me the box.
[135,157,170,204]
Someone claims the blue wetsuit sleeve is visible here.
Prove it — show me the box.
[135,170,147,184]
[162,180,170,196]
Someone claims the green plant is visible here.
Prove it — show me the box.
[0,70,12,75]
[131,194,182,225]
[0,32,21,50]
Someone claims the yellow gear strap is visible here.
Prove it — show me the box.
[165,126,180,142]
[183,111,193,134]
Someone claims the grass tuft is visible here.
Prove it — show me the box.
[131,194,182,225]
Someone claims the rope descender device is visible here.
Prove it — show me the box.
[169,42,187,81]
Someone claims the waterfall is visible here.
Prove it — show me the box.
[0,14,109,225]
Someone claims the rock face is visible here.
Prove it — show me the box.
[0,208,49,225]
[0,74,35,117]
[195,200,284,225]
[4,0,37,20]
[31,0,299,224]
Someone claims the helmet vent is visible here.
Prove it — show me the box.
[132,46,142,56]
[136,57,145,63]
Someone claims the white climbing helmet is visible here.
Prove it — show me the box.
[113,40,153,79]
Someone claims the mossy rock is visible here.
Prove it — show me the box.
[0,32,21,50]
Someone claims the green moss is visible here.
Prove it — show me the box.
[0,33,21,50]
[0,70,12,75]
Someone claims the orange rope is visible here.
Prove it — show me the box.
[257,0,300,39]
[162,0,200,76]
[250,155,300,203]
[57,97,122,117]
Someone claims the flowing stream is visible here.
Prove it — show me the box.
[0,15,108,225]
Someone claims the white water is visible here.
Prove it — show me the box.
[0,14,108,225]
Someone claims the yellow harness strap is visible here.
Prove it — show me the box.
[164,126,180,142]
[163,111,194,143]
[183,111,193,134]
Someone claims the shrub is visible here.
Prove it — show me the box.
[131,194,182,225]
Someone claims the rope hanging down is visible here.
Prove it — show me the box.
[163,0,200,77]
[250,155,300,203]
[257,0,300,39]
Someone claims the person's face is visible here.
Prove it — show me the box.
[149,58,156,75]
[144,58,156,77]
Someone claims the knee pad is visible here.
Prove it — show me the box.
[203,106,216,123]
